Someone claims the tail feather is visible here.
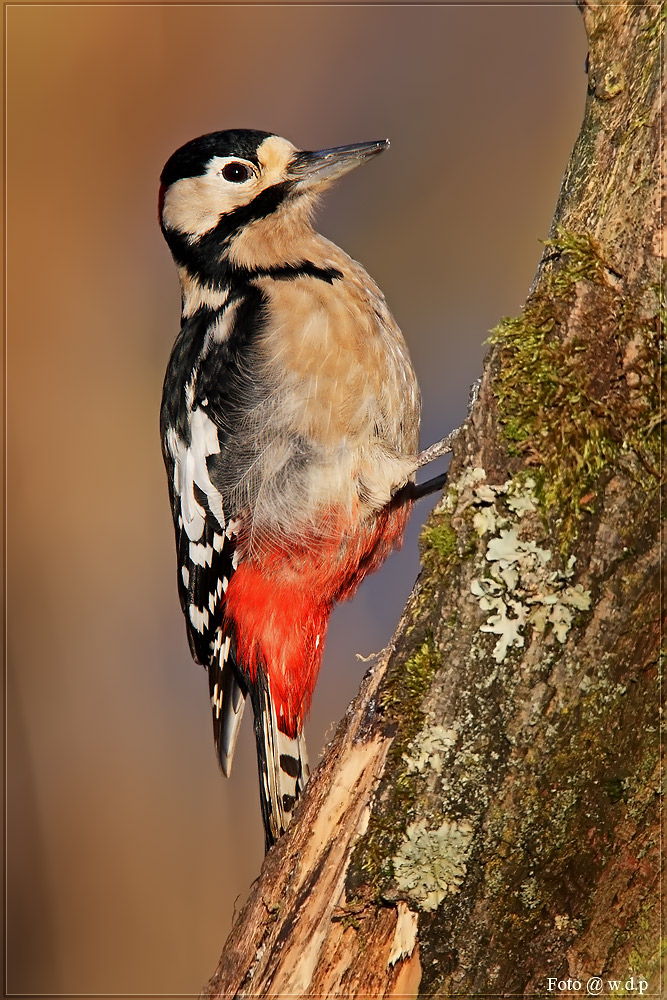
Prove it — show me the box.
[209,633,247,777]
[252,671,310,850]
[207,635,309,849]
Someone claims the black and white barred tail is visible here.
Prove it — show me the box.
[208,644,309,849]
[252,672,310,850]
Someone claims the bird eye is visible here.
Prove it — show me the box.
[221,162,253,183]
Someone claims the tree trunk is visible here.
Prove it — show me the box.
[204,2,664,995]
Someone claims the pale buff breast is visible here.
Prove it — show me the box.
[255,256,420,456]
[237,260,420,535]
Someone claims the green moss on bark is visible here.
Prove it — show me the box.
[420,518,457,575]
[490,228,662,553]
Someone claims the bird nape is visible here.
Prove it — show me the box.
[159,129,451,851]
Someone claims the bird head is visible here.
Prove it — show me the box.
[159,129,388,279]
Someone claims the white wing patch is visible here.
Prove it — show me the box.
[166,406,226,542]
[166,386,239,662]
[189,541,214,566]
[189,604,210,634]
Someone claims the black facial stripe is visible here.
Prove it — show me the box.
[161,227,217,285]
[160,253,342,304]
[248,262,343,284]
[161,182,292,289]
[211,182,291,241]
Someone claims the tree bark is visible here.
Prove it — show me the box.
[204,2,664,995]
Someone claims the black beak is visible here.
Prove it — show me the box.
[288,139,389,191]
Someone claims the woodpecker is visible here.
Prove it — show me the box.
[159,129,439,849]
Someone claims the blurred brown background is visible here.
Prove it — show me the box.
[6,2,586,994]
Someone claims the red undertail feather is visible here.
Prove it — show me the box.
[223,500,411,737]
[224,563,329,737]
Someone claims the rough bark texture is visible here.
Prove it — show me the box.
[204,2,664,996]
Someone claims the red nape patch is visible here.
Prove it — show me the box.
[157,182,167,225]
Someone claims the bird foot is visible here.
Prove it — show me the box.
[408,426,461,501]
[413,427,461,471]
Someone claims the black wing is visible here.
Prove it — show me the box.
[160,297,266,773]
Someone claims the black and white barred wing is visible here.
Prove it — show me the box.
[162,400,247,776]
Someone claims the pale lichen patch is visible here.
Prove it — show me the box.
[476,588,530,663]
[402,725,457,776]
[392,817,475,911]
[451,471,593,662]
[519,874,541,910]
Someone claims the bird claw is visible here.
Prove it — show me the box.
[413,426,461,471]
[405,426,462,501]
[408,377,478,494]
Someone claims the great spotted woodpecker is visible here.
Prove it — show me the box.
[159,130,450,849]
